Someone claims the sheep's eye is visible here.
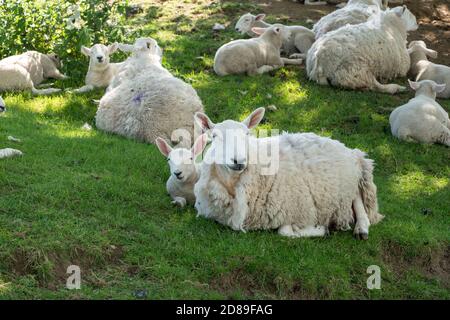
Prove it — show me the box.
[167,158,170,161]
[147,43,151,49]
[212,134,217,139]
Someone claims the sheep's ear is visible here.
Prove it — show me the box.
[242,107,265,129]
[81,46,91,56]
[392,6,404,17]
[191,133,208,157]
[155,137,172,157]
[251,27,266,35]
[425,48,438,59]
[117,43,134,52]
[194,112,215,132]
[108,43,119,54]
[408,79,420,91]
[433,83,446,93]
[255,14,266,21]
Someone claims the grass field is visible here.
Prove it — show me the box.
[0,0,449,299]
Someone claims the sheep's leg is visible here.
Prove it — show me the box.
[281,58,303,65]
[31,86,61,95]
[250,65,276,75]
[373,78,406,95]
[48,69,69,80]
[72,84,95,93]
[304,0,327,5]
[438,125,450,146]
[353,193,370,240]
[278,225,328,238]
[171,197,187,208]
[37,82,54,88]
[289,53,306,59]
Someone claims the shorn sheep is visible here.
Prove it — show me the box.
[312,0,389,39]
[408,41,450,99]
[389,80,450,146]
[306,6,418,94]
[72,43,120,93]
[0,51,67,95]
[234,13,315,59]
[156,134,208,207]
[214,25,303,76]
[193,108,383,239]
[96,37,204,148]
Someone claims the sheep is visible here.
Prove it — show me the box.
[312,0,389,39]
[389,80,450,146]
[0,51,67,95]
[156,133,208,207]
[214,25,303,76]
[0,96,5,113]
[193,108,383,239]
[408,41,450,99]
[72,43,121,93]
[0,148,23,159]
[306,6,418,94]
[96,37,204,148]
[234,14,315,59]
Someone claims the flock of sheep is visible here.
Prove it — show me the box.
[0,0,449,240]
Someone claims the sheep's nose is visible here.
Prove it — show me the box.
[0,106,5,112]
[174,171,182,179]
[235,28,239,31]
[97,56,104,62]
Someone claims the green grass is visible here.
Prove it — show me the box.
[0,0,449,299]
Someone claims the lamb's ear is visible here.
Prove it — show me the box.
[191,133,208,157]
[392,6,404,17]
[108,42,119,54]
[255,14,266,21]
[425,48,438,59]
[155,137,172,157]
[242,107,265,129]
[117,43,134,52]
[433,83,446,93]
[194,112,215,132]
[408,79,420,91]
[251,27,266,35]
[81,46,91,56]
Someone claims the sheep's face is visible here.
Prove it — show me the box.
[47,53,62,69]
[407,41,438,59]
[156,134,207,183]
[409,79,446,99]
[81,43,118,68]
[0,96,5,113]
[392,5,418,31]
[195,108,265,175]
[134,37,163,58]
[235,13,265,35]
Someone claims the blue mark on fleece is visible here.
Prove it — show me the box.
[132,92,144,104]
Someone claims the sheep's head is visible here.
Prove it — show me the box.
[251,25,284,48]
[0,96,5,113]
[81,43,118,69]
[195,108,265,175]
[391,5,418,31]
[156,134,208,183]
[235,13,265,35]
[407,41,438,59]
[409,79,446,99]
[47,53,62,69]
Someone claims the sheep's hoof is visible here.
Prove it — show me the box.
[354,232,369,240]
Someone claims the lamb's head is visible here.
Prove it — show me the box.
[46,53,62,69]
[0,96,5,113]
[195,108,265,175]
[251,26,285,49]
[409,79,446,99]
[390,5,418,31]
[118,37,163,59]
[235,13,265,35]
[408,41,438,59]
[156,134,208,183]
[81,43,118,69]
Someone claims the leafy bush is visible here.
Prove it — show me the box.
[0,0,129,80]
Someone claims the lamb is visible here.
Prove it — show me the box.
[72,43,121,93]
[408,41,450,99]
[193,108,383,239]
[96,37,204,148]
[312,0,389,39]
[234,14,315,58]
[214,25,303,76]
[0,51,67,95]
[156,134,208,207]
[0,148,23,159]
[389,80,450,146]
[0,96,5,113]
[306,6,418,94]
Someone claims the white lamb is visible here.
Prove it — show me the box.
[0,148,23,159]
[194,108,383,239]
[408,41,450,99]
[234,13,315,59]
[389,80,450,146]
[96,38,204,148]
[72,43,121,93]
[156,133,208,207]
[214,25,303,76]
[306,6,418,94]
[0,51,67,95]
[312,0,389,39]
[0,96,5,113]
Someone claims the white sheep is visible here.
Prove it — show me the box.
[390,80,450,146]
[0,148,23,159]
[312,0,389,39]
[156,133,208,207]
[306,6,418,94]
[72,43,121,93]
[408,41,450,99]
[193,108,383,239]
[0,51,67,95]
[234,14,315,59]
[96,38,204,148]
[0,96,5,113]
[214,25,303,76]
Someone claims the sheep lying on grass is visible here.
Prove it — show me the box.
[307,6,417,94]
[235,13,315,59]
[0,51,67,95]
[0,148,23,159]
[390,80,450,146]
[313,0,389,39]
[215,25,303,76]
[156,134,208,207]
[72,43,121,93]
[194,108,383,239]
[96,37,204,148]
[408,41,450,99]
